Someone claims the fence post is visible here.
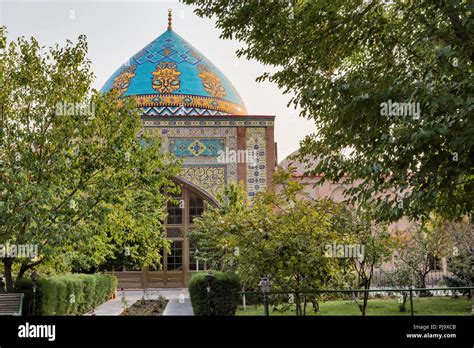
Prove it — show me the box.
[409,287,414,316]
[142,267,149,289]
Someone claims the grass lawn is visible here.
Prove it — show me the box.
[236,297,471,316]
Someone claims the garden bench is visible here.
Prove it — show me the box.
[0,293,24,316]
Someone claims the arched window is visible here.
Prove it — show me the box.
[162,180,216,276]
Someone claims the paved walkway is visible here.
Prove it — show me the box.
[162,298,194,316]
[85,288,193,316]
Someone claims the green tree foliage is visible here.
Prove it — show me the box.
[383,265,415,312]
[440,219,473,295]
[339,212,392,316]
[191,169,344,291]
[391,221,450,290]
[191,168,393,315]
[390,218,472,311]
[0,28,180,290]
[184,0,474,221]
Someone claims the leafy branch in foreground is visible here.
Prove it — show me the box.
[0,28,180,290]
[184,0,474,222]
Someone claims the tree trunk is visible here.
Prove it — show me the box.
[17,263,28,281]
[470,213,474,315]
[361,290,369,316]
[303,296,307,316]
[17,258,44,281]
[471,248,473,315]
[2,258,14,292]
[357,279,371,316]
[311,296,320,314]
[399,294,407,312]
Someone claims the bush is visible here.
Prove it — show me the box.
[443,275,471,297]
[189,272,240,316]
[40,277,67,315]
[14,273,117,316]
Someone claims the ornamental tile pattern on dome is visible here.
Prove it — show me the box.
[135,93,245,115]
[197,64,226,99]
[152,62,181,93]
[101,26,247,116]
[112,65,136,96]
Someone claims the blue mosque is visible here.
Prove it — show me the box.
[102,10,276,287]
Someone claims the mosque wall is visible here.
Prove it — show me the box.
[143,116,276,201]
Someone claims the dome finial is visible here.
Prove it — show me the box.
[168,9,172,30]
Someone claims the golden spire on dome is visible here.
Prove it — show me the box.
[167,9,172,30]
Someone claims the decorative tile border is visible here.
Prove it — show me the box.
[132,93,247,115]
[143,119,274,127]
[246,127,267,197]
[142,106,229,116]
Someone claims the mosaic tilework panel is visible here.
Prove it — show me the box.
[179,165,226,200]
[170,138,225,158]
[246,128,267,197]
[149,127,237,188]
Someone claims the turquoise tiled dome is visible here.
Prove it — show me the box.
[101,20,247,116]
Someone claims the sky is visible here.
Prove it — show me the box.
[1,0,315,161]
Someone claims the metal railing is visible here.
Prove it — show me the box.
[237,286,474,316]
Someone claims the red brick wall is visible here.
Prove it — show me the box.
[265,126,276,191]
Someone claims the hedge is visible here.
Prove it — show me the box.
[189,272,240,316]
[14,273,117,316]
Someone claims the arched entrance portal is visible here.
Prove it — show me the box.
[162,177,217,287]
[109,178,217,289]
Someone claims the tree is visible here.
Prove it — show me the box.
[440,219,473,305]
[441,219,473,283]
[391,221,450,293]
[184,0,474,222]
[383,265,415,312]
[389,217,473,312]
[340,211,393,316]
[0,28,180,291]
[191,168,370,315]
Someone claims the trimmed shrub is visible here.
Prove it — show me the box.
[189,272,240,316]
[77,274,97,313]
[40,277,67,315]
[14,273,117,316]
